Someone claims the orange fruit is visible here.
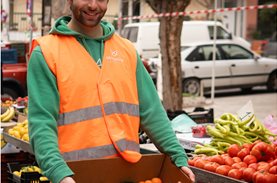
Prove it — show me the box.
[145,180,152,183]
[151,177,162,183]
[138,182,145,183]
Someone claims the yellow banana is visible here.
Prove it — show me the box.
[1,108,10,121]
[2,107,15,122]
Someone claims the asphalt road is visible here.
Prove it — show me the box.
[185,88,277,121]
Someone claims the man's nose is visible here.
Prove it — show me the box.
[87,0,97,8]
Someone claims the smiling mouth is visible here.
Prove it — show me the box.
[83,11,98,17]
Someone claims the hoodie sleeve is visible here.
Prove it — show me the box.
[135,52,188,167]
[27,46,74,183]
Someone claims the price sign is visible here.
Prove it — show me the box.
[237,100,255,125]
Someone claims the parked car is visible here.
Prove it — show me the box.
[263,32,277,59]
[122,21,251,59]
[148,40,277,95]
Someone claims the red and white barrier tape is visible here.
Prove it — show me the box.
[117,4,277,21]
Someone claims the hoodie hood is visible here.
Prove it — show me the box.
[49,16,115,41]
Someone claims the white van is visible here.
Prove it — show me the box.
[122,21,251,59]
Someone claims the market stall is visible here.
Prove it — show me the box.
[1,98,277,183]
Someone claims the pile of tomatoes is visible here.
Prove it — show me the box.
[188,140,277,183]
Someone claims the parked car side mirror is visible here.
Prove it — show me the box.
[254,55,260,61]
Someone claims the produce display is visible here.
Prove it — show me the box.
[11,164,49,182]
[189,141,277,182]
[7,119,29,142]
[189,112,277,183]
[1,106,16,122]
[194,113,276,156]
[1,97,28,122]
[13,165,42,177]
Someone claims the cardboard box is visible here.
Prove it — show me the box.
[67,154,191,183]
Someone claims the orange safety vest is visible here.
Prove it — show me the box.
[31,34,142,163]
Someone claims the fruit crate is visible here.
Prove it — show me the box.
[3,132,33,154]
[7,163,49,183]
[1,152,35,183]
[167,107,214,124]
[187,107,214,124]
[190,166,247,183]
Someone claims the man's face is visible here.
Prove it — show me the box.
[69,0,108,27]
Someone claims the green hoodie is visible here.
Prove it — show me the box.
[27,16,188,183]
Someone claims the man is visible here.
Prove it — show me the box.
[27,0,195,182]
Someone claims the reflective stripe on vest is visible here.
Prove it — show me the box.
[62,139,139,161]
[32,34,142,163]
[57,102,139,126]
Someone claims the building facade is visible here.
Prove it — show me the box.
[1,0,259,42]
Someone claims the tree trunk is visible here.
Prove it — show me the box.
[158,0,190,111]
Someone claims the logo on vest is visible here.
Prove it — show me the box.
[106,49,123,63]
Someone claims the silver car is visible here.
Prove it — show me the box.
[149,40,277,95]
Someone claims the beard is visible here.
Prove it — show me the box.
[70,4,106,28]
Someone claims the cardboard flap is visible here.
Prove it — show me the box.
[67,154,164,183]
[160,156,191,183]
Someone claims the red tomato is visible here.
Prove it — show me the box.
[215,165,232,176]
[253,171,277,183]
[231,162,248,169]
[269,159,277,166]
[250,142,275,161]
[242,167,256,182]
[232,157,241,163]
[194,159,207,169]
[243,143,254,151]
[188,159,194,166]
[237,148,250,160]
[257,162,271,171]
[248,163,258,170]
[243,154,257,165]
[228,169,243,180]
[210,155,225,165]
[269,166,277,174]
[188,156,202,166]
[203,162,220,172]
[223,156,235,166]
[228,144,242,157]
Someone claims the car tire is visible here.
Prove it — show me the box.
[267,71,277,92]
[183,78,200,96]
[2,87,19,99]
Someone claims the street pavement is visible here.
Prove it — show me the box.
[184,91,277,121]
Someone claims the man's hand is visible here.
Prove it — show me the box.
[60,177,76,183]
[181,166,195,183]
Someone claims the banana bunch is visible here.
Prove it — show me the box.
[194,113,277,155]
[1,106,15,122]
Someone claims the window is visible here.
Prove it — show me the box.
[219,45,253,59]
[122,27,138,42]
[186,45,221,61]
[208,26,232,40]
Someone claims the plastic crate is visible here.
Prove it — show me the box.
[187,107,214,124]
[10,42,29,63]
[167,107,214,124]
[1,49,18,64]
[7,163,49,183]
